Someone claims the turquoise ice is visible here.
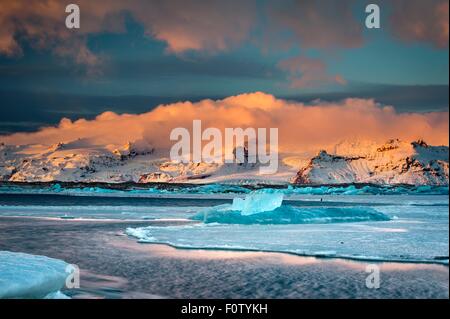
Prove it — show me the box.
[0,251,71,299]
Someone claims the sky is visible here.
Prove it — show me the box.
[0,0,448,148]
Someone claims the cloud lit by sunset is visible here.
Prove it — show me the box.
[0,0,448,152]
[1,92,447,158]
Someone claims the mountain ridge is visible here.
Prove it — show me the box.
[0,139,448,185]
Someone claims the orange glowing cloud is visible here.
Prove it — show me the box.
[0,0,256,63]
[132,0,256,53]
[1,0,447,91]
[2,0,448,63]
[1,93,448,156]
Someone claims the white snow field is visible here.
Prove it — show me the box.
[0,251,71,299]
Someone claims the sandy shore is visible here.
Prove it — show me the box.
[0,216,448,299]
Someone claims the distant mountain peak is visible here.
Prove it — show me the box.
[293,139,448,185]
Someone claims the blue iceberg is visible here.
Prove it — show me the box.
[230,193,284,215]
[0,182,448,196]
[191,194,390,225]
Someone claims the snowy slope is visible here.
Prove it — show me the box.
[0,139,448,185]
[0,140,298,184]
[293,139,449,185]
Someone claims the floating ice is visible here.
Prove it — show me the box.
[231,193,284,215]
[191,193,390,225]
[0,183,447,196]
[127,202,449,263]
[192,204,390,225]
[257,185,449,196]
[0,251,71,299]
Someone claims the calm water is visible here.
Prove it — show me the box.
[0,191,448,298]
[0,217,448,299]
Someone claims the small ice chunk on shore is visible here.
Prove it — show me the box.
[231,193,284,215]
[0,251,71,299]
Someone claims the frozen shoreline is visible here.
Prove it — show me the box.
[1,190,448,265]
[0,216,448,299]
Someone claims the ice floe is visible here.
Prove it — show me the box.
[0,251,71,299]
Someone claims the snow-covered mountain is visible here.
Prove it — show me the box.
[0,139,448,185]
[293,139,449,185]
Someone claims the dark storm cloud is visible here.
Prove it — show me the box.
[0,84,447,134]
[107,57,282,80]
[0,54,282,82]
[0,90,223,133]
[287,84,450,113]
